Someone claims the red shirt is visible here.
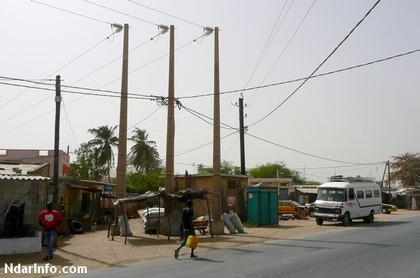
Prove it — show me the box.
[38,209,63,233]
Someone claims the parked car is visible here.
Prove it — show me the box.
[381,203,397,214]
[278,200,307,216]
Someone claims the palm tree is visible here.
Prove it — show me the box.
[88,125,119,182]
[129,128,161,173]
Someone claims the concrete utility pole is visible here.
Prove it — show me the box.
[213,27,222,217]
[116,23,129,198]
[52,75,61,204]
[165,25,175,193]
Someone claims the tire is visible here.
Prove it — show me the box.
[342,212,351,226]
[69,220,85,234]
[309,211,315,218]
[316,217,323,226]
[381,208,387,214]
[363,211,374,223]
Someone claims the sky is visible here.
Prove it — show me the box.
[1,0,419,183]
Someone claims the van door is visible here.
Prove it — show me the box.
[347,188,358,218]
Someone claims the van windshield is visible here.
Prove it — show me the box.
[317,188,347,202]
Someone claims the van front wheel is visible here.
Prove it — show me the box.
[316,217,323,225]
[342,212,351,226]
[364,211,374,223]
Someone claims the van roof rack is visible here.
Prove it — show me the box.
[329,175,375,183]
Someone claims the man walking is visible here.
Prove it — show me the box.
[38,202,62,260]
[174,200,197,259]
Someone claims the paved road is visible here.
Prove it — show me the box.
[66,215,420,278]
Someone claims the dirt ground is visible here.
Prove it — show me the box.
[2,209,420,277]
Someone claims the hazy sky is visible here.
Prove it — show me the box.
[1,0,419,183]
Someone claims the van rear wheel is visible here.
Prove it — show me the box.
[342,212,351,226]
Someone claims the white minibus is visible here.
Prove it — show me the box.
[314,176,381,226]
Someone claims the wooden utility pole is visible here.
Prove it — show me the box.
[165,25,175,193]
[52,75,61,204]
[387,160,391,203]
[239,97,246,175]
[213,27,222,217]
[116,23,129,198]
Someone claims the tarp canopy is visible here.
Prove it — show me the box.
[112,188,207,206]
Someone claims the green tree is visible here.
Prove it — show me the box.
[195,160,240,175]
[391,152,420,187]
[128,128,161,173]
[126,171,164,193]
[248,162,306,184]
[196,163,212,174]
[71,143,107,181]
[88,125,118,182]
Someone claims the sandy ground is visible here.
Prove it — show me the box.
[2,209,420,277]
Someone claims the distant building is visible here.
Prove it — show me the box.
[248,177,293,200]
[0,149,70,178]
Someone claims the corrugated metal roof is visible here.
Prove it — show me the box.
[0,175,50,181]
[0,162,47,175]
[296,187,318,194]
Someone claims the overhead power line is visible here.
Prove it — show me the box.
[248,0,382,127]
[31,0,112,25]
[246,132,385,166]
[177,47,420,100]
[84,0,160,27]
[1,45,419,104]
[248,0,317,104]
[128,0,206,29]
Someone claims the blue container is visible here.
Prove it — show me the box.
[247,186,278,226]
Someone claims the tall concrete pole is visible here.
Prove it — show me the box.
[52,75,61,204]
[165,25,175,193]
[116,23,129,198]
[213,27,222,217]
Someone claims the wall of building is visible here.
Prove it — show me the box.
[0,178,48,236]
[173,174,248,221]
[0,149,70,178]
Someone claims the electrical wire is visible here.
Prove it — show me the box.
[248,0,382,127]
[246,132,385,166]
[173,46,420,101]
[2,44,419,104]
[172,131,238,157]
[84,0,159,27]
[242,0,292,97]
[247,0,317,104]
[128,0,206,29]
[31,0,111,25]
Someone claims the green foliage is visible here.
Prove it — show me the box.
[88,125,118,182]
[196,160,241,175]
[248,162,307,184]
[391,152,420,187]
[71,143,107,181]
[126,171,164,193]
[129,128,162,173]
[196,163,212,174]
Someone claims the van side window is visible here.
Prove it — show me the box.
[348,188,355,200]
[373,190,380,197]
[366,190,372,198]
[357,190,364,199]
